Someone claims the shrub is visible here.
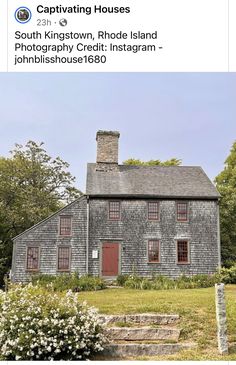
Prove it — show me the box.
[153,275,176,290]
[116,274,129,286]
[219,265,236,284]
[0,284,106,360]
[31,273,106,292]
[124,274,143,289]
[122,273,220,290]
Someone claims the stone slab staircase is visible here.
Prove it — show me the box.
[98,313,194,358]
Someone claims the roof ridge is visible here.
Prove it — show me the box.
[88,163,202,168]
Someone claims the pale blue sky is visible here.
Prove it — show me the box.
[0,73,235,192]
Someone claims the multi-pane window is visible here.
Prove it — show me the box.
[109,201,120,220]
[148,240,160,263]
[148,202,159,220]
[176,202,188,221]
[59,216,72,236]
[26,247,39,271]
[58,246,70,271]
[177,240,189,264]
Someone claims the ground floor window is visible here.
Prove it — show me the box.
[57,246,71,271]
[26,246,39,271]
[177,240,189,264]
[148,240,160,263]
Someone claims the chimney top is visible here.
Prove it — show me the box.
[96,130,120,170]
[96,130,120,140]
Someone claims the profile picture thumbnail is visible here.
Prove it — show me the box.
[15,7,32,23]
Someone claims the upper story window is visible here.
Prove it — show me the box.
[176,202,188,221]
[109,201,120,220]
[177,240,189,264]
[148,240,160,263]
[26,246,39,271]
[59,216,72,236]
[57,246,71,271]
[148,201,159,220]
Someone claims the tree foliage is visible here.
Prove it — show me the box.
[0,141,82,285]
[215,141,236,266]
[123,158,182,166]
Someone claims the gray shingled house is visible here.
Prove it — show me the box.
[11,130,221,282]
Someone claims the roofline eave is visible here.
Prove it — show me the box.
[86,193,220,200]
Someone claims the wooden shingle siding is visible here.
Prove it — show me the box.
[11,196,219,282]
[11,197,88,282]
[88,199,219,278]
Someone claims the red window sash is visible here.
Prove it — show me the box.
[177,241,189,263]
[27,247,39,270]
[148,202,159,220]
[109,201,120,220]
[177,203,188,221]
[58,247,70,271]
[60,216,72,236]
[148,240,160,263]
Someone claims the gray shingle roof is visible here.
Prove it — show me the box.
[86,164,220,199]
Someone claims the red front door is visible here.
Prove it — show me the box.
[102,242,119,276]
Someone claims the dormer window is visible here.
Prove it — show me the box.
[176,202,188,221]
[109,201,120,220]
[59,216,72,236]
[148,201,159,220]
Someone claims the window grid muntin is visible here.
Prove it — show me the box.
[148,240,160,263]
[148,202,159,220]
[109,201,120,220]
[26,247,39,270]
[177,202,188,221]
[60,216,72,236]
[58,246,70,271]
[177,240,189,263]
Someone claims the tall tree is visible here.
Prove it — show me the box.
[0,141,82,285]
[215,141,236,266]
[123,158,182,166]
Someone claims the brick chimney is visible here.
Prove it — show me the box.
[96,130,120,171]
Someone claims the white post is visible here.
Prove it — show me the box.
[215,283,228,355]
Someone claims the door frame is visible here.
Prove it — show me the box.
[100,240,122,278]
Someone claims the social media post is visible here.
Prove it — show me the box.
[0,0,233,72]
[0,0,235,362]
[0,72,235,362]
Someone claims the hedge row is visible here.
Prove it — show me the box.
[31,273,106,292]
[116,265,236,290]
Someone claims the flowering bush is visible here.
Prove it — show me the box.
[0,284,106,360]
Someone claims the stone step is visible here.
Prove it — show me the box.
[101,343,193,358]
[106,326,181,341]
[99,313,179,325]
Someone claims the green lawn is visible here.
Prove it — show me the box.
[79,285,236,360]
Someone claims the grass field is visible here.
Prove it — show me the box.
[79,285,236,360]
